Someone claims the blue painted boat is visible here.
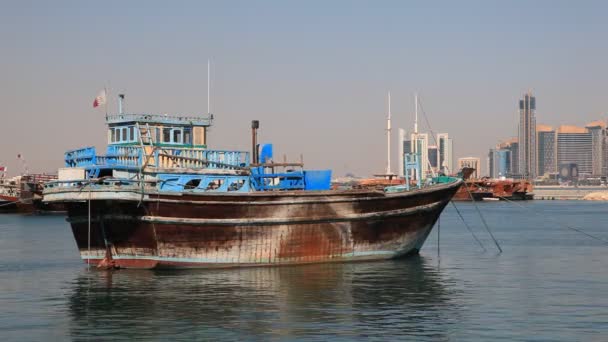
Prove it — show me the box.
[43,98,461,269]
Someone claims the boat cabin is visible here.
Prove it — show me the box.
[106,113,211,148]
[52,96,331,194]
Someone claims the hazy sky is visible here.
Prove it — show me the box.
[1,0,607,177]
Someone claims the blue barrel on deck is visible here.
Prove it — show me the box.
[259,144,273,163]
[303,170,332,190]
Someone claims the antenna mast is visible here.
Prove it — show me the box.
[207,59,211,115]
[386,92,392,175]
[414,92,419,134]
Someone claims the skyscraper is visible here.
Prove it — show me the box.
[398,128,409,177]
[509,141,519,177]
[586,121,606,176]
[489,148,511,178]
[428,145,438,171]
[437,133,453,174]
[556,125,593,175]
[537,125,557,176]
[399,130,453,178]
[518,92,537,179]
[495,149,511,177]
[411,132,429,179]
[488,149,495,178]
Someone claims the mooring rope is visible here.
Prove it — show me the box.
[0,200,22,208]
[464,185,503,253]
[417,96,501,253]
[437,216,441,262]
[450,201,487,252]
[87,180,91,269]
[497,195,608,246]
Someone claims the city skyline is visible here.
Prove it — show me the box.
[489,112,608,180]
[1,1,608,177]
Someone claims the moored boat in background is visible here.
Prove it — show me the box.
[452,167,533,201]
[0,171,20,212]
[17,174,66,214]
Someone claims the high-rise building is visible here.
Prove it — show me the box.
[509,142,519,177]
[496,138,518,177]
[603,127,608,177]
[586,121,606,176]
[399,129,454,178]
[437,133,453,174]
[458,157,481,178]
[398,128,409,177]
[488,148,511,178]
[556,125,593,175]
[411,132,429,179]
[518,92,537,178]
[488,149,495,178]
[428,146,438,170]
[537,125,557,176]
[535,122,606,178]
[495,149,511,178]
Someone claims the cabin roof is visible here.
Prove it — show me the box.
[106,113,212,126]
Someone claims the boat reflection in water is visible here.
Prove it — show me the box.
[67,257,462,340]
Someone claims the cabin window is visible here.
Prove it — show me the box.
[184,179,201,190]
[163,128,171,143]
[155,127,161,143]
[116,128,121,141]
[184,128,192,145]
[173,129,182,144]
[205,179,224,190]
[111,129,116,142]
[129,126,135,142]
[122,128,128,142]
[228,180,245,191]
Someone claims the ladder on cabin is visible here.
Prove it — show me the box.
[137,123,154,145]
[136,123,157,168]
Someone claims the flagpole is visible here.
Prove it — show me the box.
[207,59,211,116]
[104,86,108,119]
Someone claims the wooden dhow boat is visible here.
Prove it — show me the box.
[0,174,20,212]
[43,100,462,269]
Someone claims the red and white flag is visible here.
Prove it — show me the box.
[93,89,107,108]
[0,166,5,172]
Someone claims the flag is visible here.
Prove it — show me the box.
[0,166,5,172]
[93,89,107,108]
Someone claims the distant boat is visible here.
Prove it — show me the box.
[17,174,65,214]
[452,168,533,201]
[0,173,66,214]
[43,99,462,269]
[0,175,20,212]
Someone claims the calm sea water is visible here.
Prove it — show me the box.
[0,201,607,341]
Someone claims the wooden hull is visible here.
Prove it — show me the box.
[0,194,19,212]
[55,180,461,269]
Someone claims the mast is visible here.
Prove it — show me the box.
[414,92,418,134]
[386,92,392,175]
[412,92,420,180]
[207,59,211,116]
